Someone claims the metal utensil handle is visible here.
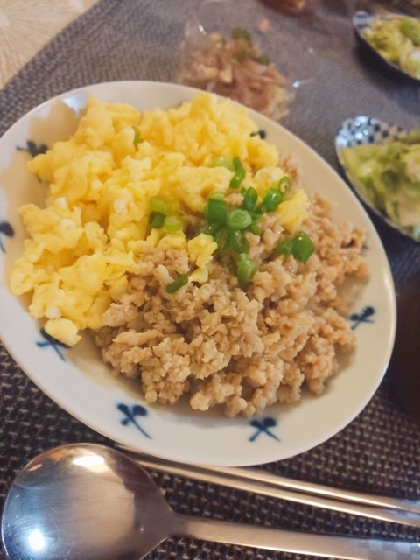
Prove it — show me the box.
[119,446,420,517]
[172,514,420,560]
[211,464,420,516]
[127,454,420,529]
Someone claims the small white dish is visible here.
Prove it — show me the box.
[335,115,419,242]
[0,81,396,466]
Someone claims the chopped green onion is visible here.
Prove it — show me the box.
[250,224,263,236]
[278,176,291,192]
[133,127,144,148]
[235,48,250,63]
[240,234,250,255]
[242,187,258,211]
[262,188,284,212]
[275,232,315,263]
[166,274,188,294]
[213,156,235,172]
[150,196,172,216]
[209,191,226,200]
[237,254,258,289]
[256,54,270,66]
[204,199,228,223]
[232,27,251,41]
[225,227,244,253]
[275,237,295,257]
[227,209,252,230]
[249,211,263,222]
[292,231,314,263]
[213,227,227,253]
[149,212,165,229]
[200,222,223,236]
[164,215,183,233]
[230,157,246,188]
[213,227,250,255]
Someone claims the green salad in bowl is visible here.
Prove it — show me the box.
[337,117,420,241]
[363,15,420,79]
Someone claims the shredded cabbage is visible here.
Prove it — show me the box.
[364,16,420,79]
[341,132,420,238]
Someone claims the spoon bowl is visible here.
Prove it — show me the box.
[1,444,174,560]
[2,443,418,560]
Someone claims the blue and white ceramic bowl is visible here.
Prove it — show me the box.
[353,10,420,83]
[335,115,417,241]
[0,81,396,466]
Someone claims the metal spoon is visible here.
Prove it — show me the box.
[1,444,419,560]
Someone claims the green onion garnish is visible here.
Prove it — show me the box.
[249,224,263,236]
[213,156,235,172]
[242,187,258,211]
[232,27,251,41]
[150,196,172,216]
[213,227,226,253]
[133,127,144,149]
[230,157,246,188]
[262,188,284,212]
[209,191,226,200]
[234,48,250,63]
[275,237,295,257]
[237,253,258,289]
[225,227,244,253]
[227,209,252,230]
[200,222,224,236]
[275,231,314,263]
[240,234,250,255]
[166,274,189,294]
[292,231,314,263]
[204,199,228,223]
[256,54,270,66]
[278,176,291,192]
[149,212,165,229]
[164,215,183,233]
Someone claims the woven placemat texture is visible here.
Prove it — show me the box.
[1,1,420,559]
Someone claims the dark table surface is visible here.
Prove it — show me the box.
[1,1,420,559]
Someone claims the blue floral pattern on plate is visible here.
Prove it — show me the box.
[249,417,279,442]
[36,329,68,360]
[350,306,376,330]
[0,221,14,253]
[17,140,48,157]
[117,403,151,439]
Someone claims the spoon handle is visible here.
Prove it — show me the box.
[172,514,420,559]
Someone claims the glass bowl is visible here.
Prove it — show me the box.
[176,0,317,122]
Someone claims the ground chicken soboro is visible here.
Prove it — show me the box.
[95,193,367,417]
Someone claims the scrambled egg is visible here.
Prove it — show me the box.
[10,91,308,346]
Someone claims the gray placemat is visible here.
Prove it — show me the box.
[1,1,420,559]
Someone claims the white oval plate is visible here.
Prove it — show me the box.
[0,81,396,466]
